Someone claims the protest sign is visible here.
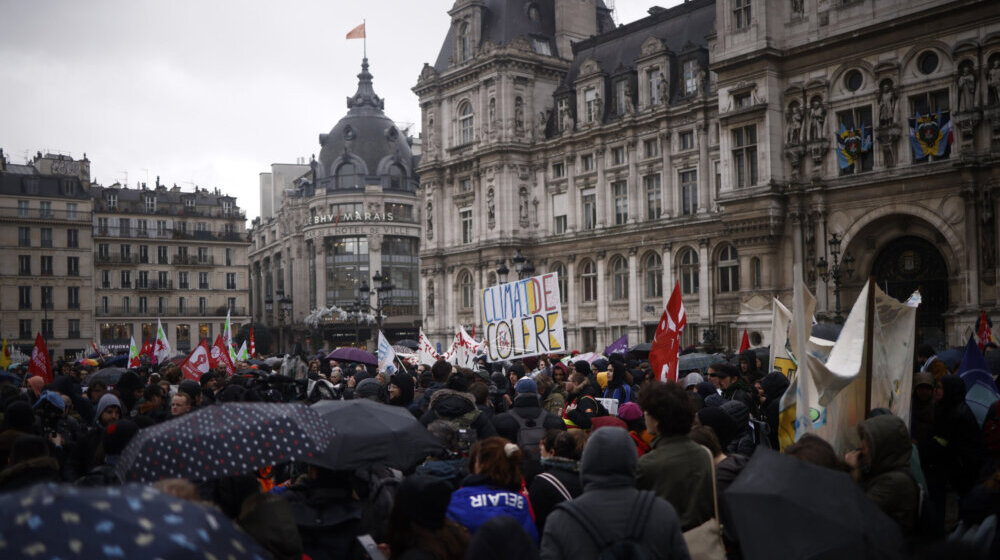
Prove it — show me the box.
[481,272,565,361]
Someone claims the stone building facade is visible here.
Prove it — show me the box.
[249,60,422,349]
[416,0,1000,352]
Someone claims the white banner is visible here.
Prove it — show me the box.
[481,272,565,361]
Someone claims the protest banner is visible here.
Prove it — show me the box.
[481,272,565,361]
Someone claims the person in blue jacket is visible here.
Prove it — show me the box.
[446,436,538,542]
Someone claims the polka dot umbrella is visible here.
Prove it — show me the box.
[0,483,271,559]
[116,402,335,483]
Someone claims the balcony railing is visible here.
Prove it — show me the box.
[135,280,174,291]
[172,255,215,266]
[95,305,247,318]
[0,207,93,222]
[93,201,247,219]
[93,227,247,242]
[96,254,137,265]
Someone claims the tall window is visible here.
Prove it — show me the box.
[733,0,751,29]
[39,201,52,218]
[718,245,739,293]
[552,193,567,234]
[648,68,663,105]
[908,89,951,162]
[581,154,595,171]
[683,60,699,95]
[139,245,149,263]
[42,319,53,339]
[137,219,148,236]
[643,139,659,158]
[41,256,52,276]
[179,272,189,290]
[552,263,567,297]
[581,260,597,302]
[199,272,209,290]
[388,164,405,189]
[460,208,473,244]
[139,297,148,314]
[582,190,596,230]
[612,146,626,166]
[122,296,131,314]
[459,271,474,309]
[680,169,698,215]
[67,229,78,248]
[611,256,628,300]
[645,253,663,298]
[67,257,79,277]
[459,178,472,192]
[18,255,30,275]
[679,248,699,295]
[19,319,31,339]
[68,319,80,339]
[107,193,118,209]
[612,181,628,225]
[336,162,358,189]
[17,201,29,218]
[615,81,628,115]
[40,228,52,248]
[836,106,874,175]
[66,202,77,220]
[41,287,53,310]
[732,125,758,188]
[157,246,168,264]
[750,256,762,289]
[176,325,190,351]
[645,174,662,219]
[19,286,32,309]
[458,22,471,62]
[145,195,156,213]
[585,88,599,123]
[227,273,237,290]
[680,131,694,150]
[459,103,474,145]
[120,270,132,289]
[137,271,149,289]
[18,227,30,247]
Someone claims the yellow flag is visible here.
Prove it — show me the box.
[0,339,10,370]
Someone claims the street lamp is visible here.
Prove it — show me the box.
[496,249,535,284]
[495,260,510,284]
[817,232,856,324]
[356,273,394,344]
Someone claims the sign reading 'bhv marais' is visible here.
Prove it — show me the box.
[480,273,566,361]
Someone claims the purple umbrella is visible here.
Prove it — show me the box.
[326,347,377,365]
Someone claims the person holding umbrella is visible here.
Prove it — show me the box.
[282,465,365,559]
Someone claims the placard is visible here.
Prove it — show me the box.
[481,272,565,361]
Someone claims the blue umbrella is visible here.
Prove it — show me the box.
[0,483,269,559]
[957,336,1000,426]
[105,354,128,367]
[935,347,964,371]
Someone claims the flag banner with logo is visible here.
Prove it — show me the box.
[210,335,236,376]
[444,326,480,369]
[377,331,398,375]
[154,318,172,365]
[181,339,212,381]
[650,280,686,383]
[604,333,628,356]
[480,272,565,361]
[908,110,952,159]
[29,333,53,384]
[417,330,439,366]
[836,124,872,170]
[236,341,249,362]
[249,326,256,357]
[128,337,141,369]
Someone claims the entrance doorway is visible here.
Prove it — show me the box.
[871,236,949,348]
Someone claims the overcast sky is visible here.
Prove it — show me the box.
[1,0,683,220]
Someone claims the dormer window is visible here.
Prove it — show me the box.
[458,22,471,62]
[683,61,699,95]
[107,194,117,209]
[389,165,405,189]
[145,196,156,213]
[184,198,195,209]
[458,103,475,145]
[222,200,233,215]
[531,37,552,56]
[648,68,663,105]
[615,81,628,115]
[584,88,600,123]
[733,0,751,30]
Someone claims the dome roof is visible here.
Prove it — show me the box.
[316,59,414,189]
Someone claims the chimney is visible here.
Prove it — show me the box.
[554,0,597,60]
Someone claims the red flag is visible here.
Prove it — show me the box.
[140,338,153,359]
[346,22,365,39]
[650,281,687,383]
[978,310,992,351]
[739,329,750,353]
[181,339,212,381]
[29,333,53,384]
[249,326,256,358]
[210,335,236,376]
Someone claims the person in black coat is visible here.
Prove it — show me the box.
[528,430,583,535]
[419,389,497,441]
[758,372,790,449]
[283,465,365,560]
[491,379,566,450]
[0,435,61,491]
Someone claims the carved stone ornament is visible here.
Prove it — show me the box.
[487,188,496,230]
[953,111,982,154]
[783,144,806,180]
[808,139,830,168]
[425,201,433,240]
[519,187,530,227]
[875,125,902,168]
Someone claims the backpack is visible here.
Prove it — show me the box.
[509,408,547,455]
[442,409,481,454]
[749,418,771,450]
[558,490,657,560]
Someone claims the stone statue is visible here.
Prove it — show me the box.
[808,98,826,141]
[426,281,435,313]
[424,116,435,153]
[877,82,897,127]
[989,59,1000,106]
[593,91,603,121]
[488,98,496,127]
[658,76,670,105]
[786,103,803,144]
[623,83,635,114]
[537,111,549,137]
[697,66,707,97]
[791,0,804,16]
[514,98,524,131]
[958,65,977,112]
[560,106,574,133]
[487,188,496,229]
[519,188,530,226]
[425,201,433,239]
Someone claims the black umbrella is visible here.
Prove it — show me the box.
[310,399,444,470]
[117,402,335,482]
[394,338,419,350]
[0,483,270,559]
[87,367,125,386]
[724,448,906,560]
[629,342,652,353]
[810,322,843,342]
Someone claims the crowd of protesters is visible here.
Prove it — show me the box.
[1,340,998,559]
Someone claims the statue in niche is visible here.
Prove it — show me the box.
[593,91,604,122]
[697,66,707,96]
[623,83,635,115]
[658,76,670,105]
[487,188,496,229]
[808,97,826,141]
[488,98,497,128]
[877,81,897,127]
[958,64,977,112]
[426,281,435,314]
[989,58,1000,106]
[514,97,524,131]
[785,103,803,144]
[560,105,574,133]
[537,110,549,137]
[791,0,804,16]
[425,116,436,153]
[519,187,530,227]
[425,201,433,240]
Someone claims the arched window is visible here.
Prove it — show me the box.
[581,260,597,302]
[551,263,567,297]
[459,270,474,309]
[612,256,628,300]
[718,245,739,293]
[750,256,762,289]
[336,162,358,189]
[458,22,471,62]
[388,164,405,190]
[459,103,475,145]
[679,247,699,295]
[644,252,663,298]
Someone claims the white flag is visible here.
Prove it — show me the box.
[417,330,439,366]
[153,318,172,365]
[377,331,398,374]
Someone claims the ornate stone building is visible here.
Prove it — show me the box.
[249,60,422,349]
[417,0,1000,352]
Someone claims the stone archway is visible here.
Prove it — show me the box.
[871,236,949,347]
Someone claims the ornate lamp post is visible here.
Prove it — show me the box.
[496,249,535,284]
[264,297,274,353]
[817,233,856,324]
[356,272,394,343]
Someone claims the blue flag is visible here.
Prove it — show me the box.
[957,335,999,426]
[604,333,628,356]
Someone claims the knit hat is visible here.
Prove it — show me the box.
[682,372,705,389]
[704,394,726,408]
[574,360,592,377]
[178,379,202,399]
[515,377,538,394]
[697,406,739,448]
[913,371,934,389]
[394,474,453,529]
[94,393,122,425]
[355,377,383,401]
[3,400,34,431]
[103,419,139,456]
[199,371,217,387]
[617,402,643,422]
[32,390,66,412]
[591,415,627,431]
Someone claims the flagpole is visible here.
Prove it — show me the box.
[363,18,367,59]
[863,275,876,416]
